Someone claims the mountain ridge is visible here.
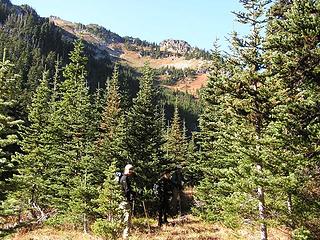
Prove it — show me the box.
[49,16,210,95]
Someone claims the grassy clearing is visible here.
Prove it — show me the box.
[7,215,291,240]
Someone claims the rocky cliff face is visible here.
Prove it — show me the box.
[160,39,192,55]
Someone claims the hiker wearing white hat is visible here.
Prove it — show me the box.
[119,164,135,239]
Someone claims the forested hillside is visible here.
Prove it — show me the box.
[0,0,201,128]
[0,0,319,240]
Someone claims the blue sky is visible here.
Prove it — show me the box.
[11,0,244,51]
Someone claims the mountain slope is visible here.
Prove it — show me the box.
[50,16,209,95]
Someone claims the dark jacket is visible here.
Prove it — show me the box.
[120,174,134,203]
[171,170,183,190]
[157,177,173,201]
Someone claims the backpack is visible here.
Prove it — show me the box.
[115,171,123,184]
[153,183,160,196]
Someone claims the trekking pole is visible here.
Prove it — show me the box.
[142,200,151,233]
[178,191,182,218]
[132,199,135,218]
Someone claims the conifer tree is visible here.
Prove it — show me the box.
[184,133,200,186]
[14,70,53,216]
[196,2,275,239]
[92,162,125,240]
[265,0,320,232]
[164,103,187,168]
[126,64,165,190]
[48,40,97,229]
[99,64,122,143]
[194,43,232,222]
[95,63,128,184]
[0,50,23,201]
[92,83,105,138]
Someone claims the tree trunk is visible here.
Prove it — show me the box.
[83,213,87,233]
[257,163,268,240]
[287,193,294,228]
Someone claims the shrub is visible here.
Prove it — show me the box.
[92,218,123,240]
[292,227,312,240]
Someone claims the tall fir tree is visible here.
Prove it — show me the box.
[164,103,188,169]
[48,40,97,230]
[126,64,165,190]
[265,0,320,234]
[195,2,276,239]
[95,63,128,184]
[0,49,23,201]
[14,70,53,217]
[194,43,232,222]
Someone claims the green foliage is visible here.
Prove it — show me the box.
[2,1,320,239]
[67,170,98,228]
[0,50,23,201]
[195,2,273,238]
[193,1,320,239]
[94,63,128,184]
[264,0,320,232]
[156,66,196,85]
[0,2,200,235]
[45,213,78,228]
[292,227,312,240]
[14,70,54,214]
[163,104,188,169]
[126,64,165,190]
[92,163,124,239]
[185,47,211,60]
[53,41,97,222]
[161,88,201,133]
[92,218,123,240]
[95,165,124,218]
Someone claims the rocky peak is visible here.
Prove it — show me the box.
[160,39,192,55]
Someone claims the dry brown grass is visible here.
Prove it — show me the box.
[8,215,291,240]
[164,73,208,97]
[130,215,291,240]
[8,227,101,240]
[118,48,208,70]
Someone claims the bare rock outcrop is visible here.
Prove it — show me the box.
[160,39,192,55]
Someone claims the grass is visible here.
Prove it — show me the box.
[7,215,291,240]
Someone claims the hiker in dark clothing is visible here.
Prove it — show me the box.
[171,165,184,216]
[157,169,173,227]
[119,164,135,239]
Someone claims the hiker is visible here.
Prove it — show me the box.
[171,164,184,216]
[119,164,135,239]
[157,169,173,227]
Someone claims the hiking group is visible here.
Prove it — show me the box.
[119,164,184,239]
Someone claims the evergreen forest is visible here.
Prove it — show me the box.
[0,0,319,239]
